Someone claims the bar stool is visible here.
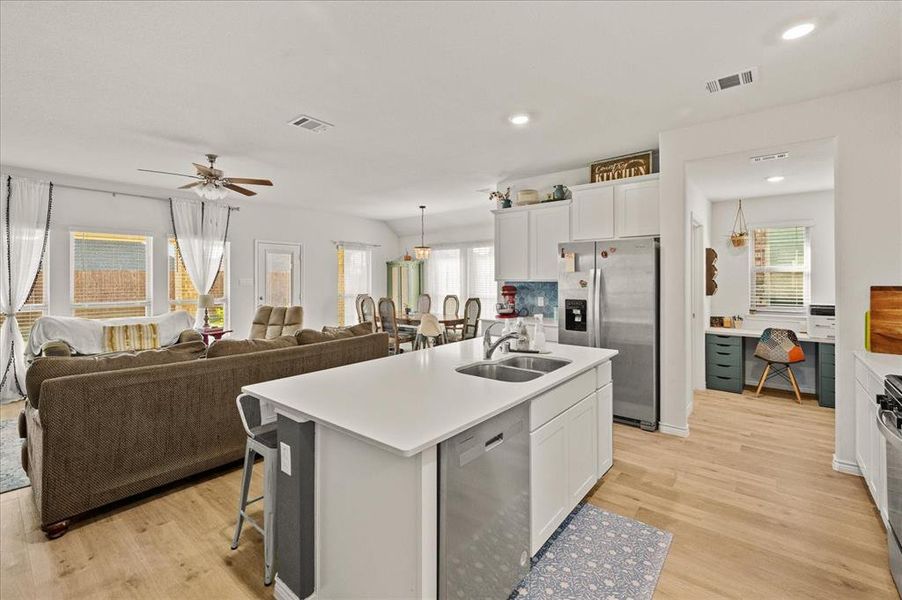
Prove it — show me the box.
[754,328,806,404]
[231,393,278,585]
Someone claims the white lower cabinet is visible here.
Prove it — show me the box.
[597,382,613,478]
[566,394,599,506]
[530,412,569,554]
[854,353,891,526]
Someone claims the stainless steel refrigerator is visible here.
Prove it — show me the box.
[558,238,659,430]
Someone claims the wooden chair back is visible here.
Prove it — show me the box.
[443,295,460,318]
[462,298,481,340]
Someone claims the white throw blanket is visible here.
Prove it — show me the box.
[27,311,194,357]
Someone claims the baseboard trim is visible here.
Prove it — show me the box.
[659,423,690,437]
[832,455,862,476]
[274,577,305,600]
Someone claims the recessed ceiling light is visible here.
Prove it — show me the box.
[509,114,530,125]
[766,176,785,183]
[782,23,815,40]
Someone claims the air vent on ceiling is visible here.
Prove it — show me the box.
[705,67,758,94]
[750,152,789,164]
[288,114,333,133]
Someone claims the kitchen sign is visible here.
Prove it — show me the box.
[590,150,655,183]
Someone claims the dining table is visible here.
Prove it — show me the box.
[376,313,465,347]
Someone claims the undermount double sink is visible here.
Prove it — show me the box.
[456,356,572,382]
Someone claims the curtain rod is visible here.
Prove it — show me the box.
[51,182,241,211]
[333,240,382,248]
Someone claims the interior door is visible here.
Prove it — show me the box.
[255,241,302,307]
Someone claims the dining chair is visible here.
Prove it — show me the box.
[442,295,460,335]
[414,313,445,350]
[462,298,481,340]
[416,293,432,315]
[754,327,806,404]
[378,297,415,354]
[360,295,377,333]
[355,294,367,324]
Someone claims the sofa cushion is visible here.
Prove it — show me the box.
[205,335,298,358]
[103,323,160,352]
[25,342,206,409]
[326,323,375,337]
[249,306,304,340]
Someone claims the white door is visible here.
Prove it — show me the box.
[597,382,613,478]
[690,220,705,392]
[530,412,568,554]
[615,179,659,237]
[255,241,302,306]
[529,204,570,280]
[571,185,615,241]
[566,393,598,506]
[494,210,529,280]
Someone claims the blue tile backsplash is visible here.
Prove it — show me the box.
[504,281,558,318]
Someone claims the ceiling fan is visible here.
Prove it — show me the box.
[138,154,273,200]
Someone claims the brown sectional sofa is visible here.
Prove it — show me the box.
[20,329,389,537]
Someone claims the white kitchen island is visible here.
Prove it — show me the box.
[243,338,617,600]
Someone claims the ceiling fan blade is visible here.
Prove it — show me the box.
[137,168,201,179]
[193,163,216,177]
[226,178,273,186]
[178,181,202,189]
[224,183,257,197]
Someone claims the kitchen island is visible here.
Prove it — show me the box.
[243,338,617,600]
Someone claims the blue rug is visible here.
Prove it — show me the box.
[1,418,29,494]
[511,503,672,599]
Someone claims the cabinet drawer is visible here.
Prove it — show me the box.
[819,375,836,395]
[706,347,743,368]
[819,344,835,360]
[596,361,612,388]
[818,361,835,378]
[530,370,595,432]
[706,334,741,348]
[706,374,744,394]
[707,362,742,379]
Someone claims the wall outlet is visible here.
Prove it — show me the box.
[280,442,292,476]
[537,296,545,307]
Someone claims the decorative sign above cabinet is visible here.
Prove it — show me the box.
[590,150,656,183]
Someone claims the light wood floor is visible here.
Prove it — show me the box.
[1,389,897,599]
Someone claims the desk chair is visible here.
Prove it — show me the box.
[754,328,806,404]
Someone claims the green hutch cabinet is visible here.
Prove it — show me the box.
[386,260,424,315]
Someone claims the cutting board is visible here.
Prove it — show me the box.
[870,286,902,354]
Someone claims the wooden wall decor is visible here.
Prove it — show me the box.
[590,150,656,183]
[705,247,718,296]
[870,286,902,354]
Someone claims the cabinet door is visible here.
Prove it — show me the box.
[529,204,570,280]
[567,393,598,506]
[494,210,529,280]
[597,382,613,479]
[571,186,614,241]
[615,179,659,237]
[530,413,568,555]
[855,381,869,480]
[869,398,880,501]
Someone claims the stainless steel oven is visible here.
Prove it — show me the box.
[877,374,902,595]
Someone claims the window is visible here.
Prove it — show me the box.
[168,238,229,328]
[425,248,462,312]
[422,242,495,315]
[467,245,496,313]
[749,226,810,313]
[0,258,47,341]
[337,244,371,326]
[71,231,152,319]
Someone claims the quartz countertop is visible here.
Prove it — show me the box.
[243,339,617,457]
[854,350,902,380]
[707,326,835,344]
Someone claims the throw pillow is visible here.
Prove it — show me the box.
[102,323,160,353]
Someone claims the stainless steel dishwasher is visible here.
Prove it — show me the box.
[438,403,530,600]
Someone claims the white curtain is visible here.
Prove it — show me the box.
[170,198,231,328]
[1,175,52,402]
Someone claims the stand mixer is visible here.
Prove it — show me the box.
[495,285,519,319]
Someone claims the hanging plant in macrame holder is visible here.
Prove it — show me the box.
[730,199,749,247]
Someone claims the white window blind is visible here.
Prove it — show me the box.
[468,245,496,313]
[337,245,371,326]
[750,226,810,313]
[425,248,461,313]
[71,231,152,319]
[168,238,230,328]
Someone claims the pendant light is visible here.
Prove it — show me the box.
[730,199,749,247]
[413,205,431,260]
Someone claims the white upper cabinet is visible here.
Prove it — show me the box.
[615,178,659,237]
[571,185,614,241]
[494,209,529,280]
[529,204,570,280]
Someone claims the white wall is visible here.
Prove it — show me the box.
[1,166,400,334]
[709,190,835,316]
[657,81,902,472]
[398,221,494,254]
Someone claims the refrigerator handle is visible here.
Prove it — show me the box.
[594,264,603,347]
[587,268,596,347]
